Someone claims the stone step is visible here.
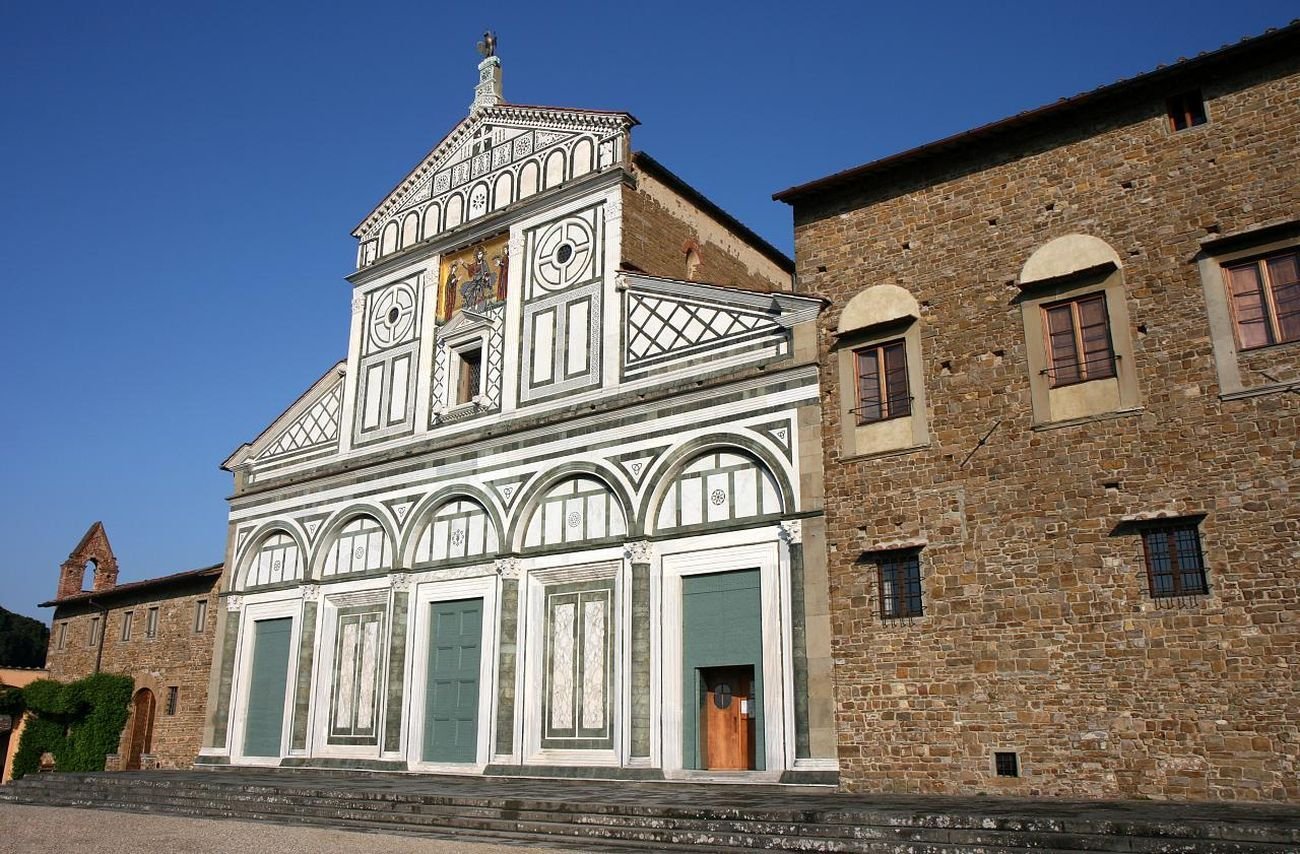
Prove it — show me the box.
[0,793,1122,854]
[4,774,1296,854]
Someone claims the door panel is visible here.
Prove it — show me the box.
[700,666,755,770]
[244,617,293,757]
[423,598,482,763]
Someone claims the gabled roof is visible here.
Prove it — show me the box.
[223,360,346,471]
[353,102,638,240]
[775,20,1300,204]
[632,153,794,275]
[41,564,223,608]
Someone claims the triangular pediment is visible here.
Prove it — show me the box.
[353,104,636,243]
[224,361,347,470]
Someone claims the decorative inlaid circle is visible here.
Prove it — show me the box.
[271,559,283,571]
[450,528,466,546]
[567,511,582,528]
[368,282,417,349]
[713,682,733,709]
[534,217,595,290]
[710,489,727,506]
[353,546,365,559]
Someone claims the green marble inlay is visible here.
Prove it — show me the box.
[384,591,409,753]
[211,611,241,750]
[290,602,317,751]
[493,579,518,756]
[789,544,810,759]
[630,562,651,757]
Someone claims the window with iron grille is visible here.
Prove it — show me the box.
[1141,522,1208,598]
[876,551,923,619]
[854,339,911,424]
[456,346,483,405]
[994,751,1020,777]
[1041,293,1116,387]
[165,686,179,716]
[1224,249,1300,349]
[1166,90,1207,131]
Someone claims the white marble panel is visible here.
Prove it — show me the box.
[362,364,384,429]
[357,620,379,730]
[389,357,410,422]
[532,312,555,384]
[335,622,357,729]
[587,492,607,539]
[735,466,758,518]
[581,598,605,730]
[567,300,589,375]
[551,603,575,730]
[680,475,704,526]
[706,471,730,523]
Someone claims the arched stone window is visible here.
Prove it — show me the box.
[244,530,302,588]
[412,498,499,564]
[834,283,929,457]
[656,450,781,531]
[523,476,627,549]
[321,515,393,577]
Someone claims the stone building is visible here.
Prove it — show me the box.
[198,46,836,782]
[775,24,1299,800]
[42,522,222,770]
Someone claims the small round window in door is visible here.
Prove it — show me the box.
[713,682,733,709]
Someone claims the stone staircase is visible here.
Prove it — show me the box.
[2,769,1298,853]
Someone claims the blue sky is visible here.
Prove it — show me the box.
[1,1,1294,622]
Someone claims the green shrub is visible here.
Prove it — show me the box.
[10,673,133,780]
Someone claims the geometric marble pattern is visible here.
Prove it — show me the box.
[657,451,782,531]
[258,379,343,460]
[626,293,780,366]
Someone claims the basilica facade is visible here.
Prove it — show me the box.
[197,50,836,782]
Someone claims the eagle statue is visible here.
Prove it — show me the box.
[476,31,497,58]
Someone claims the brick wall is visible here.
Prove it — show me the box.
[621,168,791,292]
[46,577,221,770]
[792,55,1300,800]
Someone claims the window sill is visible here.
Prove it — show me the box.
[1220,382,1300,401]
[1031,407,1143,432]
[841,442,930,464]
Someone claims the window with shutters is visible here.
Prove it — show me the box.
[1041,293,1116,387]
[455,345,484,405]
[146,606,159,639]
[1224,250,1300,350]
[853,340,911,423]
[121,611,134,642]
[1166,90,1207,132]
[834,285,930,458]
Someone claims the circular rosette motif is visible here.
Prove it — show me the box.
[534,217,594,290]
[369,282,417,349]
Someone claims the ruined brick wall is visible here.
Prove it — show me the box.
[621,169,791,292]
[45,577,220,770]
[792,55,1300,800]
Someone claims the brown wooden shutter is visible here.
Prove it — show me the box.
[1267,252,1300,343]
[1227,263,1272,348]
[1076,294,1115,379]
[855,348,881,423]
[883,342,911,418]
[1045,304,1079,385]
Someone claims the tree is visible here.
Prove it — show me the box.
[0,605,49,668]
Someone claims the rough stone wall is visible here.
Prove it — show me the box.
[45,578,221,770]
[621,174,791,292]
[793,57,1300,800]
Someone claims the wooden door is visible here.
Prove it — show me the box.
[126,688,155,770]
[423,599,482,763]
[700,666,755,770]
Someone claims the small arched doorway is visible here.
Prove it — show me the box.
[125,688,155,771]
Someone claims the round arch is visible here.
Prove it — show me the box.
[310,504,399,580]
[1020,233,1122,285]
[233,521,309,592]
[507,461,635,552]
[638,435,796,537]
[399,484,506,567]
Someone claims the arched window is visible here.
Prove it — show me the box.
[523,476,626,549]
[322,515,392,577]
[244,531,302,588]
[656,450,781,531]
[413,498,498,564]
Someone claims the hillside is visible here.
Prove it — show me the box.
[0,605,48,668]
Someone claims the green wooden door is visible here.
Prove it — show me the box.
[423,599,482,763]
[682,570,764,770]
[243,617,292,757]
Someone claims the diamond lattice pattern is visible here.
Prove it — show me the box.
[626,294,776,364]
[260,380,343,459]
